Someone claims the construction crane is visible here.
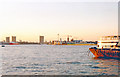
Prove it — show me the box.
[57,34,72,42]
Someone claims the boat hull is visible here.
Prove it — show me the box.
[9,43,19,45]
[89,47,120,58]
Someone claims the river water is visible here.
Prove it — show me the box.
[1,45,119,75]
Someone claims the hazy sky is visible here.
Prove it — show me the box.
[0,0,118,42]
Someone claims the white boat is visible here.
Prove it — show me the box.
[89,35,120,58]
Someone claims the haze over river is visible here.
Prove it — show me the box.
[1,45,119,75]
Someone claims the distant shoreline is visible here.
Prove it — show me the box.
[48,44,97,46]
[1,43,97,46]
[66,44,97,46]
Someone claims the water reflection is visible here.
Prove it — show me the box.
[91,57,119,75]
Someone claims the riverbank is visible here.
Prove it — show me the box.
[66,44,97,46]
[48,44,97,46]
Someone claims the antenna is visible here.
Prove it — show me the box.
[57,34,59,41]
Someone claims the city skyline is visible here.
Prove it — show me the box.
[0,0,118,42]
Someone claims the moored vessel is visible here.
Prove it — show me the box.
[89,36,120,58]
[9,42,19,45]
[1,44,5,47]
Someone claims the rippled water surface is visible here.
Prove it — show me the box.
[1,45,119,75]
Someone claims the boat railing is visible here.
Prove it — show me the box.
[100,38,119,40]
[91,47,97,49]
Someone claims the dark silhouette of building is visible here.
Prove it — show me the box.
[6,37,10,43]
[12,36,16,42]
[39,36,44,44]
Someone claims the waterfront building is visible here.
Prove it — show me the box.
[3,40,5,42]
[73,40,83,43]
[52,40,62,45]
[39,36,44,44]
[19,40,22,42]
[12,36,16,42]
[6,37,10,43]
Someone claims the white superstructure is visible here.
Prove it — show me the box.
[97,36,120,49]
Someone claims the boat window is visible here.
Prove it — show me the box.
[98,45,99,47]
[117,45,120,47]
[119,37,120,39]
[111,45,113,47]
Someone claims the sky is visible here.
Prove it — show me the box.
[0,0,118,42]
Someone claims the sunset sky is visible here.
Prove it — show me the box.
[0,0,118,42]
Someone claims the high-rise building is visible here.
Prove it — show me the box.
[6,37,10,43]
[12,36,16,42]
[39,36,44,44]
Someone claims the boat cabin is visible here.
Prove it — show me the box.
[97,36,120,49]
